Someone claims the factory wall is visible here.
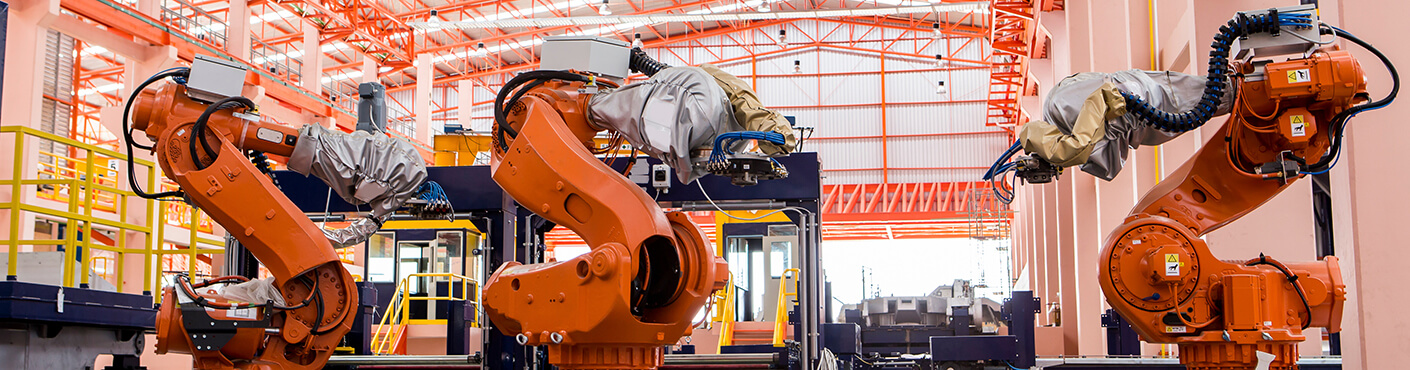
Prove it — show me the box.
[440,19,1010,185]
[1012,0,1410,366]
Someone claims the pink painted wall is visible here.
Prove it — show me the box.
[1327,1,1410,369]
[1005,0,1410,360]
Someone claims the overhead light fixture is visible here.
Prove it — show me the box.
[778,29,788,46]
[599,0,612,16]
[932,22,941,38]
[758,0,772,13]
[935,80,947,95]
[935,54,944,67]
[793,60,801,74]
[632,33,644,49]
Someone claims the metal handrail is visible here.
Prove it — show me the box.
[371,273,482,355]
[250,36,304,82]
[772,268,800,347]
[160,0,228,48]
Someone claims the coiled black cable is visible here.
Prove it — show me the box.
[123,68,190,200]
[629,47,670,77]
[1246,254,1313,330]
[1122,12,1283,133]
[249,150,280,188]
[190,96,255,170]
[492,70,593,151]
[1303,26,1398,173]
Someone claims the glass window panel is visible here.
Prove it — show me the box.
[367,232,395,282]
[770,241,791,278]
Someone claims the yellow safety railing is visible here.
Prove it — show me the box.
[715,272,737,348]
[35,150,121,213]
[371,273,481,355]
[0,126,223,301]
[772,268,800,347]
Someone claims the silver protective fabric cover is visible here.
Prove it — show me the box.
[288,125,428,246]
[587,66,741,183]
[1042,70,1234,180]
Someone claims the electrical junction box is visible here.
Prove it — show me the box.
[651,164,671,191]
[540,36,630,79]
[186,55,249,103]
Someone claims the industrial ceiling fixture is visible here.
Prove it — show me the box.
[932,22,942,38]
[793,60,802,74]
[935,80,947,95]
[598,0,612,16]
[758,0,772,13]
[935,54,944,67]
[778,29,788,46]
[409,3,989,30]
[632,33,644,49]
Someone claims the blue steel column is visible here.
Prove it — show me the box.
[1005,290,1038,368]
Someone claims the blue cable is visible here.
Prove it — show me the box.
[710,131,787,163]
[983,140,1022,180]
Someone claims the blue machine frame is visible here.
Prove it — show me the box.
[276,153,823,369]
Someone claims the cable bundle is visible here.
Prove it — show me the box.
[708,131,786,164]
[410,181,453,219]
[1122,10,1315,133]
[982,140,1023,204]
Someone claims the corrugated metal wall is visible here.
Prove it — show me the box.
[419,19,1010,185]
[39,29,76,174]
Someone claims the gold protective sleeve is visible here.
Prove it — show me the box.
[699,63,798,155]
[1019,82,1126,167]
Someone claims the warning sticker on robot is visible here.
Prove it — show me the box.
[1290,115,1307,137]
[1165,326,1188,333]
[1287,69,1311,84]
[1165,254,1180,276]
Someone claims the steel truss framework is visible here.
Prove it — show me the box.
[48,0,1043,239]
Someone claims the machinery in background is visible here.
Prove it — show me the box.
[986,5,1396,369]
[833,280,1010,369]
[825,290,1038,370]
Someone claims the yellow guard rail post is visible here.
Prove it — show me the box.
[773,268,800,347]
[715,272,737,348]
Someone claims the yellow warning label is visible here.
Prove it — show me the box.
[1287,69,1311,84]
[1164,254,1181,276]
[1290,115,1307,137]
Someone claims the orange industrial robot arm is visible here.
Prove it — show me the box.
[1094,8,1396,370]
[132,81,356,370]
[481,64,735,368]
[988,6,1397,370]
[124,60,431,369]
